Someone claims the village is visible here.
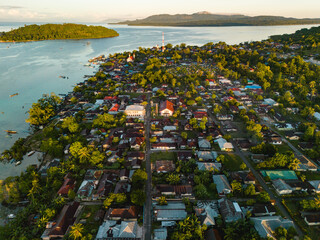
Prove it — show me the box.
[2,32,320,240]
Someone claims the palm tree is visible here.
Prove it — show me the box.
[69,223,84,240]
[78,147,90,164]
[314,195,320,208]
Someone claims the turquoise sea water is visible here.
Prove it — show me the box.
[0,22,319,179]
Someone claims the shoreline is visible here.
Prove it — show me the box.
[0,35,119,43]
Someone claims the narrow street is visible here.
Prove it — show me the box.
[143,93,152,240]
[207,110,304,237]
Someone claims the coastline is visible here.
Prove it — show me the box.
[114,22,320,27]
[0,35,119,43]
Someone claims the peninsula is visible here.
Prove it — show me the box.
[0,23,119,42]
[115,12,320,27]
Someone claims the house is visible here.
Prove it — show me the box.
[114,182,131,194]
[272,179,293,195]
[156,184,193,198]
[251,216,294,239]
[154,228,168,240]
[197,151,218,161]
[106,206,139,221]
[308,180,320,193]
[96,220,142,239]
[285,180,309,192]
[154,160,176,173]
[57,174,75,197]
[151,142,176,150]
[284,131,300,140]
[230,171,256,184]
[120,169,130,181]
[93,171,119,199]
[275,123,294,131]
[303,213,320,226]
[41,202,80,240]
[197,162,222,172]
[297,155,318,172]
[252,204,276,217]
[214,138,234,151]
[218,198,243,223]
[251,154,267,163]
[108,103,120,115]
[263,98,277,106]
[159,100,174,117]
[212,175,232,196]
[195,202,219,227]
[198,139,211,150]
[274,113,285,123]
[216,114,233,121]
[153,201,187,222]
[124,105,145,119]
[39,158,60,177]
[268,136,282,145]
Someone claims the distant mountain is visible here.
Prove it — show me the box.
[114,12,320,27]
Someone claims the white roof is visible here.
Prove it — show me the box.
[314,112,320,121]
[215,138,234,150]
[251,216,294,238]
[125,105,145,111]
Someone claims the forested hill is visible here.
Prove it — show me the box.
[270,26,320,46]
[115,12,320,27]
[0,23,119,42]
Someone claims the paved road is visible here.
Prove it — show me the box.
[207,110,304,237]
[143,93,152,240]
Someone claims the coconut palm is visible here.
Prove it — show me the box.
[69,223,84,240]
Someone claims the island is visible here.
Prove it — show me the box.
[2,26,320,239]
[114,12,320,27]
[0,23,119,42]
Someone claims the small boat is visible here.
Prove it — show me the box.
[4,130,17,134]
[9,93,18,97]
[15,161,21,166]
[59,76,66,79]
[8,214,16,219]
[27,151,35,157]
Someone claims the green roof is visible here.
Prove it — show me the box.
[260,170,298,180]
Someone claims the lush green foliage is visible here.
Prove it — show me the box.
[171,214,207,240]
[0,23,119,41]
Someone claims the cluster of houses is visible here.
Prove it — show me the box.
[37,42,320,240]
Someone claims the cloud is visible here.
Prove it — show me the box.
[0,6,49,21]
[0,5,23,10]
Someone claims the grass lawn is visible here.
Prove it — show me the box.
[185,131,198,139]
[150,151,176,163]
[277,143,292,154]
[222,153,246,171]
[230,121,249,139]
[80,205,104,236]
[305,171,320,181]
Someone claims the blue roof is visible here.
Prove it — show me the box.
[245,85,261,89]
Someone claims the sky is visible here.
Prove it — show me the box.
[0,0,319,22]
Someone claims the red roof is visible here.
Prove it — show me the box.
[57,178,75,196]
[109,104,120,112]
[159,100,174,112]
[104,96,117,100]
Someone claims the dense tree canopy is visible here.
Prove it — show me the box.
[0,23,119,41]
